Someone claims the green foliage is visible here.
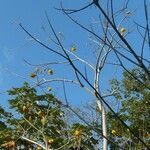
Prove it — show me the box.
[69,123,98,149]
[108,68,150,149]
[0,82,98,149]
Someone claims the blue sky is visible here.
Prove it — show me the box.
[0,0,148,109]
[0,0,96,108]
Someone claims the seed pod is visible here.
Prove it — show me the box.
[30,73,36,78]
[120,27,126,33]
[47,87,52,91]
[71,46,77,51]
[35,67,39,72]
[47,69,53,75]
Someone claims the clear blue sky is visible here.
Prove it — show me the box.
[0,0,147,109]
[0,0,96,108]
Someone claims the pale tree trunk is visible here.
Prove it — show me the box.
[96,99,107,150]
[94,70,108,150]
[94,47,108,149]
[102,105,107,150]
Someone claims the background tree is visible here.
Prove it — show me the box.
[108,67,150,149]
[0,83,99,150]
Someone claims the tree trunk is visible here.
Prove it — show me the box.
[102,105,107,150]
[96,100,107,150]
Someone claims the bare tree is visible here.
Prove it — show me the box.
[18,0,150,149]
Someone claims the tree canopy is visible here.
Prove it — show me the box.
[108,68,150,149]
[0,83,98,150]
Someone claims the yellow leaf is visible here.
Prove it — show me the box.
[22,106,28,112]
[1,141,15,148]
[74,129,82,137]
[37,146,42,150]
[48,138,54,144]
[28,116,32,121]
[111,129,116,135]
[41,117,46,125]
